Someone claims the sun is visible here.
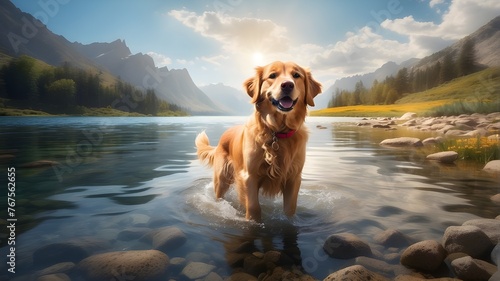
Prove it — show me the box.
[252,52,264,66]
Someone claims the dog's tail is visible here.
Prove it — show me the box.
[195,131,215,167]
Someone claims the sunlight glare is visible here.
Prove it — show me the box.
[252,52,264,66]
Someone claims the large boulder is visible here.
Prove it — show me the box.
[77,250,169,281]
[380,137,423,147]
[462,218,500,244]
[323,233,372,259]
[450,256,497,281]
[442,225,493,258]
[400,240,447,272]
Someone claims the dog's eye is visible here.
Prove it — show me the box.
[292,72,301,79]
[268,73,276,79]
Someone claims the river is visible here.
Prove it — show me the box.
[0,116,498,279]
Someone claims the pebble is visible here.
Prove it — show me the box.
[117,227,151,241]
[180,261,216,280]
[141,226,187,253]
[323,265,389,281]
[374,229,413,248]
[204,271,224,281]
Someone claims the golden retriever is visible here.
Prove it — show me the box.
[195,61,322,221]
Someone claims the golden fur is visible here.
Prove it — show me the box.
[195,61,322,221]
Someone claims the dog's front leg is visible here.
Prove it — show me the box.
[244,175,261,221]
[283,177,301,217]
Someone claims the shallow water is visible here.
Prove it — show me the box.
[0,116,498,279]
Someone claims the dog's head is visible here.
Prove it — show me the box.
[244,61,322,118]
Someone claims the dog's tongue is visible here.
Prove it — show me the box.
[279,97,294,109]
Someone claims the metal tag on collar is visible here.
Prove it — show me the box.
[271,132,279,150]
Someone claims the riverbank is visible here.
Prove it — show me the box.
[357,112,500,167]
[0,106,188,117]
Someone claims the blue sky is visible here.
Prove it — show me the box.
[11,0,500,89]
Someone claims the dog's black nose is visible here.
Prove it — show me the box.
[281,81,294,94]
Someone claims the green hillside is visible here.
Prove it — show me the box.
[312,67,500,117]
[397,67,500,104]
[0,54,187,116]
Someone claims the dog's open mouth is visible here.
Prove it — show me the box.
[271,96,298,112]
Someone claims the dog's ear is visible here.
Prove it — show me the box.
[305,70,322,107]
[244,66,263,104]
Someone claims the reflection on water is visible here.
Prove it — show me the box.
[0,116,498,279]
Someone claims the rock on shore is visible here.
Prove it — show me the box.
[380,137,423,147]
[426,151,459,164]
[483,160,500,173]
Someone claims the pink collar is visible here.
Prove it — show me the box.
[274,130,296,139]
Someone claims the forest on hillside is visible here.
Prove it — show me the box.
[0,55,186,116]
[328,37,478,107]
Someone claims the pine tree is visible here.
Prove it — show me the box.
[458,36,476,77]
[3,56,38,100]
[395,67,410,96]
[440,52,455,83]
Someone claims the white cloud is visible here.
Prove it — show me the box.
[374,0,500,64]
[146,52,172,67]
[201,54,229,66]
[381,16,438,36]
[383,0,500,41]
[167,1,500,87]
[310,27,418,76]
[168,10,289,54]
[176,58,195,65]
[429,0,445,8]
